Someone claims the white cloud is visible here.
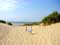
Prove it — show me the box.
[0,0,17,11]
[0,0,31,11]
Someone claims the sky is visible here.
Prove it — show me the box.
[0,0,60,22]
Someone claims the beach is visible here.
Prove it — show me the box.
[0,23,60,45]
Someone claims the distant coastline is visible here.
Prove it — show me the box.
[11,22,34,26]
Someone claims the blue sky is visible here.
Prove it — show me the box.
[0,0,60,22]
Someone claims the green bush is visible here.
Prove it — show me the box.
[7,22,12,25]
[31,22,39,25]
[0,20,6,24]
[0,20,12,25]
[41,11,60,25]
[24,23,32,26]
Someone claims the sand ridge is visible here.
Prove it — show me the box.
[0,23,60,45]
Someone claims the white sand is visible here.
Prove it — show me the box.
[0,23,60,45]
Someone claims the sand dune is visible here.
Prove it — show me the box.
[0,23,60,45]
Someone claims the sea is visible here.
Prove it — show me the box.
[11,22,33,26]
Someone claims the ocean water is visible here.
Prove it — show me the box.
[12,22,25,26]
[12,22,32,26]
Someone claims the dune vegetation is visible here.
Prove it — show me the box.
[27,11,60,26]
[41,11,60,25]
[0,20,12,26]
[0,20,6,24]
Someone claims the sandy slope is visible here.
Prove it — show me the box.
[0,23,60,45]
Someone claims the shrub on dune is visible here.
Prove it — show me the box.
[31,22,39,25]
[0,20,6,24]
[0,20,12,26]
[41,11,60,25]
[7,22,12,25]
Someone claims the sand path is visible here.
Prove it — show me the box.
[0,23,60,45]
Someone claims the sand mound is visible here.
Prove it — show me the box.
[0,23,60,45]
